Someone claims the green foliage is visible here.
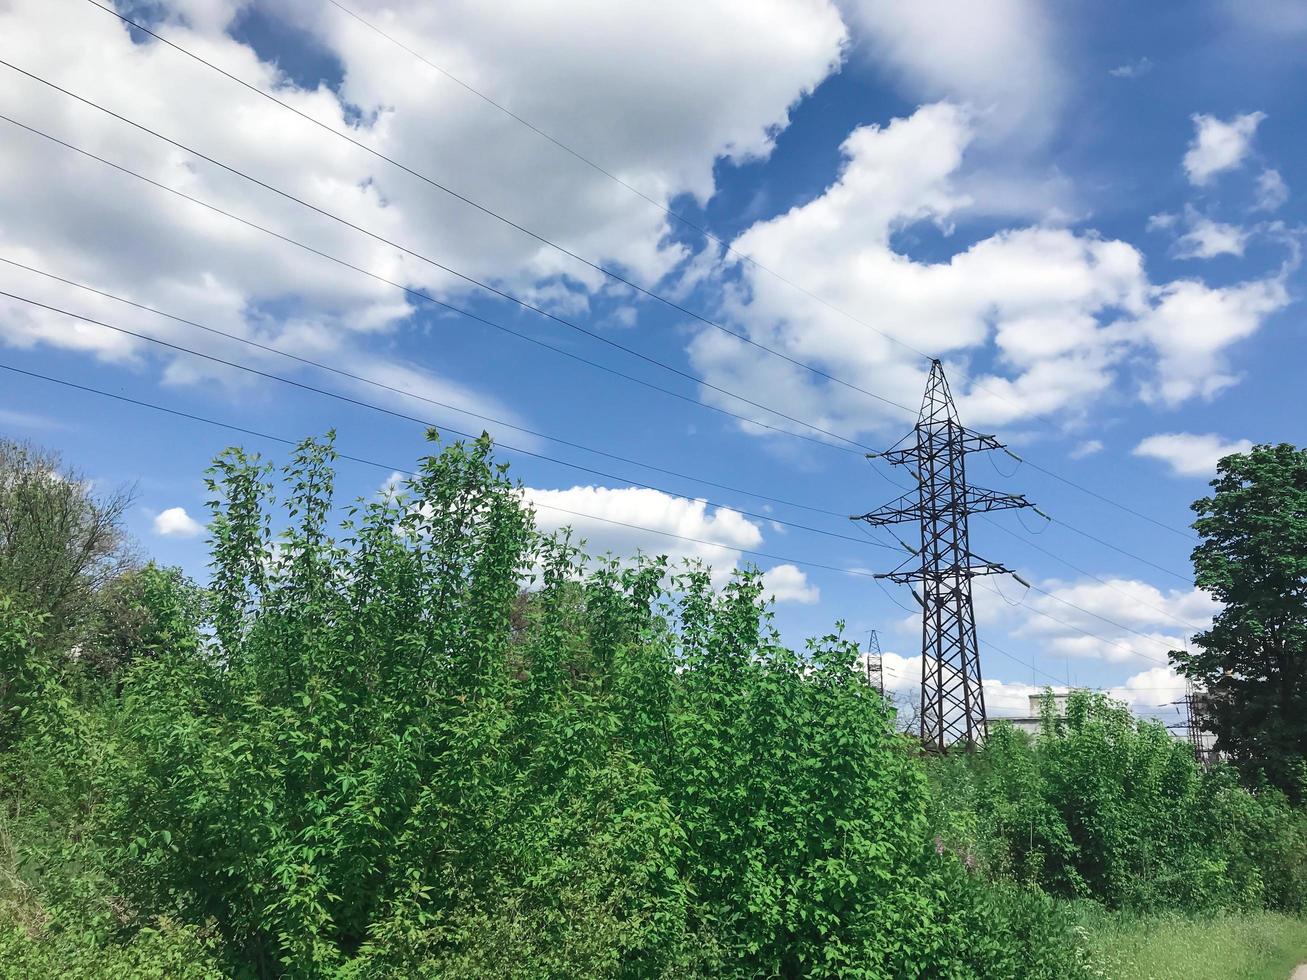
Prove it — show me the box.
[0,593,48,753]
[75,433,1075,976]
[0,912,222,979]
[1081,907,1307,980]
[0,438,135,645]
[81,564,205,679]
[933,691,1307,915]
[3,433,1304,977]
[1172,443,1307,800]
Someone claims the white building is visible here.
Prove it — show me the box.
[992,692,1072,735]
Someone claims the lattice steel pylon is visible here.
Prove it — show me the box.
[854,360,1035,751]
[865,628,884,694]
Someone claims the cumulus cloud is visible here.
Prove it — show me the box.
[523,484,758,584]
[840,0,1061,139]
[0,0,845,399]
[686,102,1286,445]
[1174,214,1248,259]
[873,638,1190,724]
[1254,169,1289,211]
[1069,439,1103,459]
[1000,576,1218,665]
[1106,665,1188,713]
[153,505,204,537]
[520,485,823,603]
[1129,275,1288,406]
[1183,111,1265,186]
[1133,432,1253,477]
[760,563,821,604]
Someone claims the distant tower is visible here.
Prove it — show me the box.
[855,360,1034,751]
[865,628,884,694]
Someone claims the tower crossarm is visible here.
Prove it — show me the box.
[871,427,1012,465]
[851,490,922,526]
[877,554,1016,585]
[957,429,1008,454]
[963,486,1033,513]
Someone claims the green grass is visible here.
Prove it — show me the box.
[1084,909,1307,980]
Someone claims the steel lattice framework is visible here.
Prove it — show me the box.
[865,628,884,694]
[855,360,1033,751]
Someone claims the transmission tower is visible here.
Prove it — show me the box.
[865,628,884,694]
[854,360,1035,752]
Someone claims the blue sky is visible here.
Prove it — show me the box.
[1,0,1303,722]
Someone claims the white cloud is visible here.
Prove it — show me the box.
[1174,214,1248,259]
[0,0,845,398]
[1069,439,1103,459]
[1254,169,1289,211]
[153,505,204,537]
[1129,275,1288,405]
[1146,212,1178,231]
[840,0,1061,139]
[1183,112,1265,186]
[0,408,64,431]
[1006,576,1218,665]
[1107,665,1188,713]
[760,563,820,604]
[1133,432,1253,477]
[523,484,763,587]
[1109,57,1153,79]
[687,102,1286,444]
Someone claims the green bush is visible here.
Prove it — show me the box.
[5,433,1304,976]
[4,433,1074,977]
[932,690,1307,914]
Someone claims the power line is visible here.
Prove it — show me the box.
[0,59,877,454]
[0,356,1192,688]
[867,455,1195,583]
[1024,582,1187,659]
[977,515,1205,632]
[0,361,885,580]
[0,111,858,459]
[1018,455,1197,542]
[1040,513,1195,583]
[974,579,1172,668]
[79,0,922,423]
[5,50,1196,546]
[313,0,1201,543]
[979,637,1078,689]
[0,255,851,521]
[0,289,893,553]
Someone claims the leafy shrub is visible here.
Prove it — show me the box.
[932,690,1307,915]
[11,432,1302,976]
[22,432,1074,977]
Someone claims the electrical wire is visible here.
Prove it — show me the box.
[0,290,895,553]
[0,255,853,520]
[0,360,887,580]
[976,515,1206,633]
[1024,582,1188,658]
[974,579,1173,668]
[0,60,878,454]
[0,111,860,459]
[80,0,923,423]
[8,44,1199,549]
[310,0,1203,543]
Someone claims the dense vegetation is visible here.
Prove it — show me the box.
[1172,443,1307,800]
[2,433,1305,977]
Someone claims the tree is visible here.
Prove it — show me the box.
[1171,443,1307,799]
[81,563,204,679]
[0,438,136,643]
